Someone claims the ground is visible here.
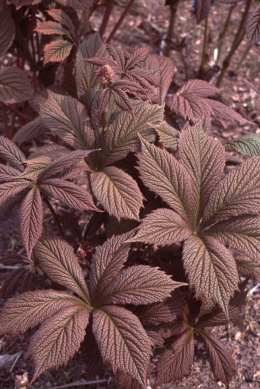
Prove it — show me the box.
[0,0,260,388]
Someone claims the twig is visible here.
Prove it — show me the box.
[48,378,107,389]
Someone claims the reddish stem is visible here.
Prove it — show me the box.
[106,0,136,43]
[1,103,10,138]
[99,0,115,38]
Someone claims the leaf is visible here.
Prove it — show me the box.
[89,232,132,303]
[46,9,75,39]
[183,235,238,315]
[226,134,260,157]
[0,289,82,336]
[203,157,260,226]
[153,55,174,104]
[138,137,194,224]
[104,102,164,165]
[179,123,225,221]
[80,327,105,379]
[0,9,15,56]
[28,305,90,383]
[90,166,143,220]
[101,265,185,306]
[19,187,43,258]
[236,256,260,280]
[0,181,29,208]
[40,90,95,149]
[9,0,40,5]
[155,329,194,385]
[43,39,73,65]
[0,164,22,182]
[35,238,90,303]
[206,99,248,124]
[37,150,93,181]
[35,21,73,41]
[56,0,93,10]
[130,208,192,245]
[12,117,49,146]
[246,5,260,44]
[195,0,212,24]
[126,47,150,70]
[196,329,237,386]
[0,67,32,104]
[154,121,179,150]
[205,216,260,262]
[39,178,98,211]
[0,136,26,170]
[75,34,106,102]
[93,305,151,386]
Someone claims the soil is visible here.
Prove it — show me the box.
[0,0,260,388]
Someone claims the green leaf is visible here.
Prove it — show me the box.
[226,134,260,157]
[0,8,15,56]
[90,166,143,220]
[28,305,90,383]
[40,90,95,149]
[130,208,192,245]
[43,39,73,65]
[93,305,151,386]
[0,67,33,103]
[183,235,238,315]
[35,237,90,304]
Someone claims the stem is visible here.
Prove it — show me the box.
[106,0,136,43]
[216,0,253,87]
[2,103,10,138]
[164,0,180,57]
[2,103,28,122]
[234,43,253,74]
[21,5,37,69]
[199,16,209,77]
[216,4,236,66]
[44,198,65,237]
[99,0,115,38]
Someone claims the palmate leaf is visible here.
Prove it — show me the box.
[0,164,22,182]
[43,39,73,65]
[196,329,237,386]
[203,156,260,226]
[19,187,43,258]
[101,265,185,306]
[206,216,260,262]
[39,179,98,211]
[183,235,238,315]
[35,238,90,303]
[28,305,90,383]
[179,123,225,221]
[0,289,82,336]
[155,329,194,385]
[0,67,33,103]
[92,305,151,386]
[35,21,73,41]
[246,5,260,44]
[0,8,15,57]
[138,137,194,224]
[40,91,95,150]
[0,136,25,170]
[89,232,132,303]
[104,102,164,165]
[226,134,260,157]
[47,9,76,39]
[130,208,192,245]
[90,166,143,220]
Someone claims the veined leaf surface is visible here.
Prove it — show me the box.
[130,208,192,245]
[183,235,238,315]
[35,238,90,303]
[0,67,32,103]
[43,39,72,65]
[90,166,143,220]
[0,136,25,170]
[0,9,15,56]
[93,305,151,386]
[0,181,29,208]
